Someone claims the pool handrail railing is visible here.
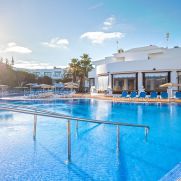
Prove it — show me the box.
[0,103,150,162]
[0,103,150,129]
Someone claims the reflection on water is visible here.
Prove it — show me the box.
[0,99,180,180]
[137,104,144,124]
[90,99,112,120]
[0,111,13,120]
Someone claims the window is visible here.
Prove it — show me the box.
[178,72,181,91]
[113,73,137,93]
[143,72,169,92]
[54,71,61,77]
[33,72,40,77]
[89,78,95,87]
[44,72,52,77]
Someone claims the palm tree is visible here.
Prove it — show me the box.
[80,54,93,77]
[68,54,93,92]
[79,54,93,91]
[69,58,80,83]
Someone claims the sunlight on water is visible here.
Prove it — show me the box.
[0,99,181,181]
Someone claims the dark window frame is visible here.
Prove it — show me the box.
[143,71,170,93]
[177,71,181,91]
[89,78,95,87]
[112,73,138,94]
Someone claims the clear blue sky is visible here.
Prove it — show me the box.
[0,0,181,68]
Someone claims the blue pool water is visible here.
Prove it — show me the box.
[0,99,181,181]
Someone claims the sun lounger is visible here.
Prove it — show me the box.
[175,92,181,99]
[120,91,128,98]
[160,92,168,99]
[130,91,137,98]
[175,92,181,103]
[159,92,171,102]
[147,91,158,102]
[139,92,147,98]
[134,92,147,102]
[118,91,128,101]
[149,91,158,99]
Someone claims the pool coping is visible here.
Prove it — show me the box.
[0,95,181,104]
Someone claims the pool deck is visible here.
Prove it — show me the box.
[1,93,181,103]
[72,94,181,104]
[159,162,181,181]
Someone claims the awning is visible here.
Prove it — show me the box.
[145,72,168,78]
[14,87,28,89]
[113,73,136,78]
[64,82,79,89]
[39,84,53,89]
[0,85,8,89]
[160,82,181,87]
[26,83,37,86]
[54,83,64,88]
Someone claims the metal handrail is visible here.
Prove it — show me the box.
[0,103,150,129]
[0,103,150,162]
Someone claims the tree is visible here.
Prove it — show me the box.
[11,57,14,66]
[15,71,28,87]
[68,54,93,92]
[59,68,72,83]
[5,58,9,65]
[0,60,16,86]
[0,60,37,87]
[37,76,52,85]
[0,57,3,63]
[69,58,80,82]
[79,54,93,92]
[15,71,36,87]
[80,54,93,77]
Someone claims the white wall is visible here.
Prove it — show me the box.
[96,57,181,75]
[89,46,181,92]
[124,52,148,61]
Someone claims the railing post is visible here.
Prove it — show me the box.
[145,127,149,141]
[117,125,120,152]
[33,113,37,140]
[75,120,79,138]
[67,119,71,162]
[76,120,78,130]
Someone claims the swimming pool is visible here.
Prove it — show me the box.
[0,99,181,180]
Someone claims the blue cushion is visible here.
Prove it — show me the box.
[175,92,181,99]
[150,91,158,99]
[161,92,168,99]
[139,92,146,98]
[121,91,128,98]
[130,91,137,98]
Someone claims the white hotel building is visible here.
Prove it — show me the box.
[88,45,181,94]
[28,67,65,82]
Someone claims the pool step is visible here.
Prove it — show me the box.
[159,162,181,181]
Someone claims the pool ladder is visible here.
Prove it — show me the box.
[0,103,150,162]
